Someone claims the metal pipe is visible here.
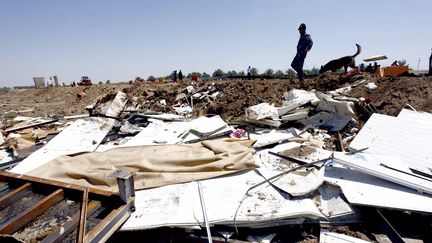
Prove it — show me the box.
[197,181,213,243]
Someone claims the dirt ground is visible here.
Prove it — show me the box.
[1,74,431,121]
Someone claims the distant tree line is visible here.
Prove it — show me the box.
[210,67,319,78]
[119,67,321,83]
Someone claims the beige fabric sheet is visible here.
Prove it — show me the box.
[27,140,257,192]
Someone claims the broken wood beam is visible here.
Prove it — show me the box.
[0,183,31,210]
[85,202,134,243]
[77,188,89,243]
[0,189,64,234]
[0,170,114,197]
[40,200,101,243]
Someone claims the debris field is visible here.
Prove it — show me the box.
[1,73,432,243]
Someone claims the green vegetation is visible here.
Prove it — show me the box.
[212,69,225,77]
[0,87,11,93]
[264,68,275,77]
[187,72,203,78]
[143,66,322,81]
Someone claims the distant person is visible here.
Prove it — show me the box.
[365,63,373,73]
[172,70,177,82]
[291,23,313,81]
[391,60,399,66]
[359,63,365,72]
[373,62,378,72]
[191,74,198,81]
[247,66,252,80]
[429,49,432,76]
[178,70,183,81]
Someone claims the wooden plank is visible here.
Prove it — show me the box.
[77,188,89,243]
[0,182,8,192]
[40,200,101,243]
[0,183,31,210]
[86,202,133,243]
[0,189,64,234]
[0,170,114,197]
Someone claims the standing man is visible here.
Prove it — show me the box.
[173,70,177,82]
[178,70,183,81]
[429,49,432,76]
[291,23,313,81]
[247,66,252,80]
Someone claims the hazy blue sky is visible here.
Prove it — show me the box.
[0,0,430,87]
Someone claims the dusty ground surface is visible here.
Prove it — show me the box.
[1,74,431,121]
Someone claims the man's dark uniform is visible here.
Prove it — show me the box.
[291,24,313,81]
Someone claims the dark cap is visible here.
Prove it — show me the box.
[298,23,306,30]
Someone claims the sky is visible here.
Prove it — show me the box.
[0,0,431,87]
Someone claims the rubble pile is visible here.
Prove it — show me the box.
[1,74,432,242]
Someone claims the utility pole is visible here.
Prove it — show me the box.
[417,58,421,70]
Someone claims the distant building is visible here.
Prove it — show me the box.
[53,76,59,87]
[33,77,45,88]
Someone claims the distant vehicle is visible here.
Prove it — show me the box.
[77,76,93,86]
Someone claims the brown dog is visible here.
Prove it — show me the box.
[319,44,361,74]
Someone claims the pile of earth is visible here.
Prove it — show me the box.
[1,74,431,121]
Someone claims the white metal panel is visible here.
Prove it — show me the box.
[257,168,324,196]
[10,117,115,174]
[121,170,324,230]
[363,55,387,62]
[324,166,432,213]
[320,229,371,243]
[334,152,432,195]
[349,113,432,174]
[397,108,432,124]
[11,91,129,174]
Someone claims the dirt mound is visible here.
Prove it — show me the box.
[1,75,431,120]
[349,76,432,116]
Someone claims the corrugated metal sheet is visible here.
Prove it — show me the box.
[349,111,432,175]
